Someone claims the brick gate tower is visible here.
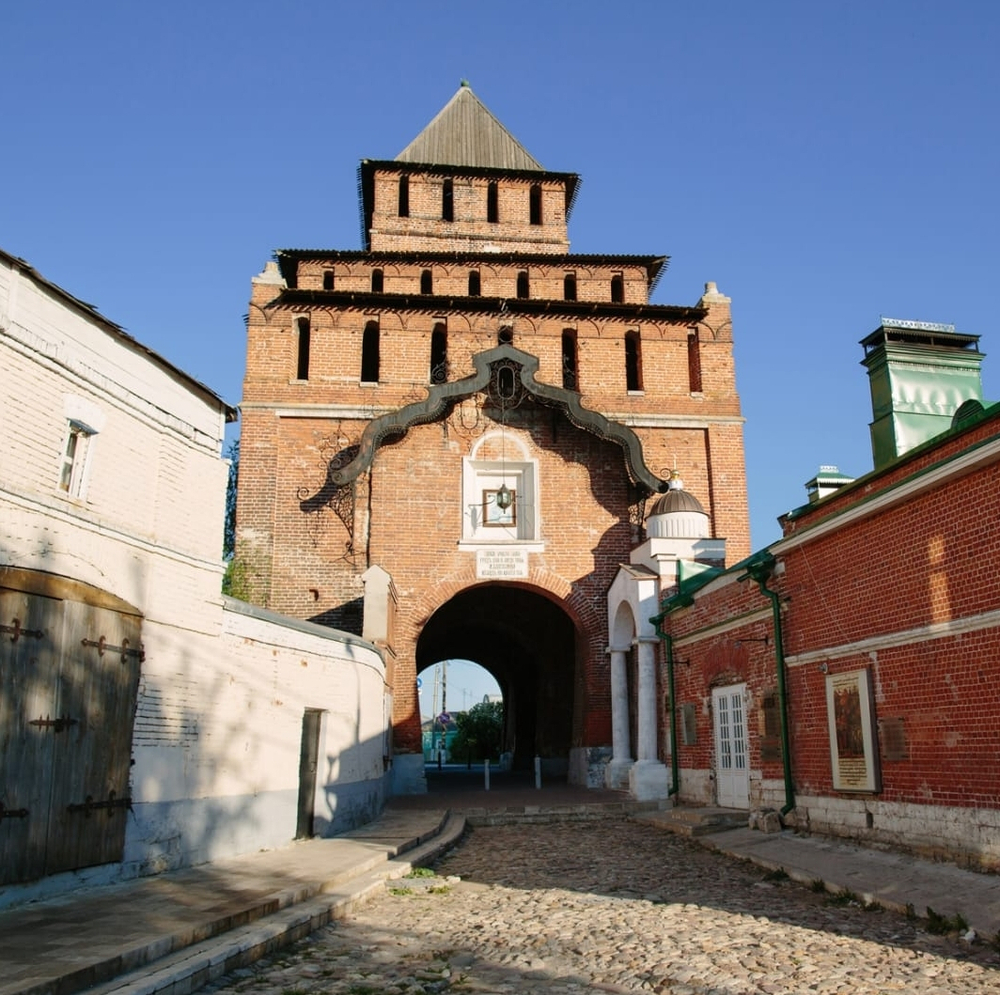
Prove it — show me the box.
[236,84,750,793]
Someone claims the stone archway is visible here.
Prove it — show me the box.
[416,583,578,774]
[606,565,670,800]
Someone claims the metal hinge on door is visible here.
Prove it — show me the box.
[1,618,44,643]
[67,791,132,817]
[0,802,29,820]
[29,714,79,733]
[81,635,145,662]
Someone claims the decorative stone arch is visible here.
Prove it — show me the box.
[395,310,420,333]
[403,572,595,778]
[374,309,406,334]
[516,314,541,337]
[607,567,659,645]
[474,261,503,282]
[695,316,733,342]
[447,312,474,335]
[610,597,638,650]
[468,428,530,462]
[249,299,280,325]
[301,343,669,512]
[604,563,670,799]
[405,565,583,648]
[392,561,609,777]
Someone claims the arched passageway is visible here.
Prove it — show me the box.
[416,584,577,773]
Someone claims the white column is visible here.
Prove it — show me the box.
[635,638,659,761]
[610,648,631,762]
[605,646,634,789]
[629,636,670,800]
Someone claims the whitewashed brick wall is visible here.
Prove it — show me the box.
[0,252,392,904]
[126,602,388,876]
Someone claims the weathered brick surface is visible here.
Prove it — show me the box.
[661,409,1000,867]
[237,128,750,765]
[2,250,396,894]
[370,169,570,254]
[293,256,654,304]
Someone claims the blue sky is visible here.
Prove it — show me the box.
[5,0,998,570]
[418,660,501,721]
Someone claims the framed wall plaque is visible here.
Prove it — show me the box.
[826,668,881,792]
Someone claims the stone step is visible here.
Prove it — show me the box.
[0,811,465,995]
[632,806,748,837]
[462,798,666,827]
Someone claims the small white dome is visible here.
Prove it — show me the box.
[646,470,710,539]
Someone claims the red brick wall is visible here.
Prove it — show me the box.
[781,468,1000,654]
[779,437,1000,806]
[664,422,1000,822]
[294,256,653,306]
[370,170,571,254]
[237,155,750,761]
[240,401,643,750]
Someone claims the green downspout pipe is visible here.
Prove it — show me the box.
[663,632,679,797]
[742,554,795,816]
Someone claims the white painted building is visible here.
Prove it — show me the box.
[0,249,391,906]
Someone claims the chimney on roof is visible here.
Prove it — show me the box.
[861,318,984,470]
[804,465,853,504]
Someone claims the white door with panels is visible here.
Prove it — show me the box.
[712,683,750,809]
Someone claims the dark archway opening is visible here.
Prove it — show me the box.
[416,584,577,775]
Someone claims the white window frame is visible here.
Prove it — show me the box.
[460,453,540,545]
[58,421,95,499]
[58,395,104,501]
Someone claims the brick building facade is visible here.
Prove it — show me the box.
[654,321,1000,869]
[236,85,750,791]
[1,247,390,903]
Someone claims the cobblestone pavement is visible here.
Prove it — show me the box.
[204,821,1000,995]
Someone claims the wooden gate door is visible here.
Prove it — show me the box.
[45,602,142,875]
[0,589,142,884]
[712,683,750,810]
[0,589,60,884]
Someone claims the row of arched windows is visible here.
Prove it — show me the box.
[292,317,703,395]
[396,175,545,225]
[320,266,625,302]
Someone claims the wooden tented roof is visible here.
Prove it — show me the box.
[395,83,544,171]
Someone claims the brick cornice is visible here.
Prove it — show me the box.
[265,289,699,324]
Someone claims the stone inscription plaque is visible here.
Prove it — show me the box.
[476,548,529,579]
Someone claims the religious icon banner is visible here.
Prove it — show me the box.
[825,667,881,793]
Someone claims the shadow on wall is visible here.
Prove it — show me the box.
[127,604,389,878]
[308,597,364,635]
[0,557,389,900]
